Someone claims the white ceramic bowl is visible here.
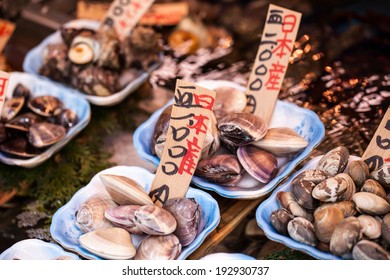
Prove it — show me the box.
[0,72,90,168]
[50,165,220,260]
[133,80,325,199]
[23,19,161,106]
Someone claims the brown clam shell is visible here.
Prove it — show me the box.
[276,191,313,221]
[195,154,244,186]
[291,179,319,210]
[316,146,349,177]
[361,179,387,200]
[104,205,143,234]
[1,97,25,122]
[5,113,43,132]
[315,201,357,218]
[287,217,317,247]
[28,122,66,148]
[134,234,181,260]
[381,213,390,246]
[151,105,172,156]
[352,240,390,260]
[134,205,177,235]
[330,216,362,257]
[337,173,356,201]
[314,206,344,243]
[218,112,267,147]
[357,215,382,239]
[347,160,370,188]
[237,145,277,184]
[293,169,328,185]
[213,86,247,120]
[28,95,63,117]
[0,137,41,158]
[352,192,390,216]
[371,164,390,190]
[270,208,294,236]
[312,174,351,203]
[252,127,309,156]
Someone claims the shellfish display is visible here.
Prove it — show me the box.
[269,146,390,259]
[0,83,79,159]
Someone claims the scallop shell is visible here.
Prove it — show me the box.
[104,205,143,234]
[252,127,309,156]
[314,206,344,243]
[361,179,387,200]
[291,179,319,210]
[135,234,181,260]
[99,174,153,206]
[76,194,117,233]
[347,160,370,188]
[270,208,294,236]
[371,164,390,190]
[213,86,247,120]
[276,191,313,221]
[79,227,136,260]
[357,215,382,239]
[287,217,317,247]
[330,216,362,258]
[352,192,390,216]
[316,146,349,177]
[134,205,177,235]
[352,240,390,260]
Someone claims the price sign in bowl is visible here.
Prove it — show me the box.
[133,80,325,199]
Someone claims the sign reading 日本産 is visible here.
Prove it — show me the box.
[149,80,216,207]
[245,4,301,124]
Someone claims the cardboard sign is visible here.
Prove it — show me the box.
[0,19,15,54]
[0,71,10,118]
[362,106,390,171]
[100,0,155,41]
[139,2,189,26]
[149,80,216,207]
[245,4,301,124]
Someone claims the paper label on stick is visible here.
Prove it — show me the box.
[362,106,390,171]
[0,19,15,54]
[245,4,301,123]
[0,71,10,118]
[101,0,155,41]
[139,2,189,26]
[150,80,216,207]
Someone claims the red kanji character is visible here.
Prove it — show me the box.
[178,137,201,175]
[282,14,297,33]
[193,94,215,110]
[187,114,209,135]
[273,14,297,59]
[265,62,285,91]
[0,78,9,98]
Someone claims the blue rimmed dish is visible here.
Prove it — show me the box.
[133,80,325,199]
[0,72,90,168]
[50,165,220,260]
[200,253,256,260]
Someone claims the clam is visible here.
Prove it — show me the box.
[218,112,267,147]
[276,191,313,221]
[347,160,370,188]
[12,83,31,98]
[163,197,203,246]
[57,109,78,129]
[1,97,25,121]
[5,113,43,132]
[79,227,136,260]
[316,242,331,253]
[337,173,356,201]
[292,169,328,185]
[201,112,220,159]
[134,205,177,235]
[76,194,117,233]
[270,208,294,236]
[330,216,362,257]
[68,32,100,65]
[213,86,247,120]
[0,137,41,158]
[357,215,382,239]
[382,213,390,246]
[154,133,166,159]
[314,206,344,243]
[99,174,153,206]
[151,105,172,155]
[371,164,390,190]
[28,122,66,148]
[314,201,357,218]
[287,217,317,246]
[352,240,390,260]
[316,146,349,177]
[352,192,390,216]
[104,205,143,234]
[237,146,277,183]
[195,154,244,186]
[312,174,351,203]
[361,179,387,200]
[252,127,309,156]
[291,179,319,210]
[134,234,181,260]
[28,96,63,117]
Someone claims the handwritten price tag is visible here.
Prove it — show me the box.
[0,71,10,119]
[362,107,390,171]
[0,19,15,54]
[101,0,155,41]
[149,80,216,207]
[245,4,301,124]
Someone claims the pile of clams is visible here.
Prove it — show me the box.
[270,146,390,259]
[75,174,204,260]
[151,86,309,189]
[0,83,78,158]
[39,24,161,96]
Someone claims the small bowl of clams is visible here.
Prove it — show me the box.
[23,19,162,106]
[50,165,220,260]
[0,72,90,168]
[133,80,325,199]
[256,146,390,260]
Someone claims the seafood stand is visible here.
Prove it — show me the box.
[0,0,389,261]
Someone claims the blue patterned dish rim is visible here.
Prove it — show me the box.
[0,72,91,168]
[255,155,361,260]
[0,239,80,260]
[23,19,161,107]
[50,165,220,260]
[133,80,325,199]
[200,253,256,260]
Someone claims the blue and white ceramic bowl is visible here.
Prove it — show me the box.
[0,72,90,168]
[256,155,361,260]
[50,165,220,260]
[23,19,161,106]
[200,253,255,260]
[0,239,80,260]
[133,80,325,199]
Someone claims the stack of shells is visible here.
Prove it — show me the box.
[152,86,309,189]
[0,83,78,158]
[75,174,204,260]
[270,146,390,259]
